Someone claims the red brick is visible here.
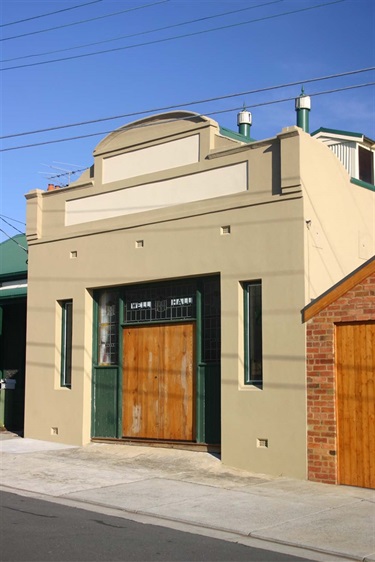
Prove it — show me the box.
[306,270,374,486]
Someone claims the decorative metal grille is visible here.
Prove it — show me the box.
[202,276,221,363]
[124,281,196,324]
[97,277,221,364]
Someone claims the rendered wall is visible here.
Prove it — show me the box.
[24,114,308,477]
[300,131,375,301]
[24,196,307,476]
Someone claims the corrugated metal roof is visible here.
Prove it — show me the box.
[219,126,255,144]
[311,127,374,146]
[0,234,28,277]
[311,126,364,139]
[0,286,27,300]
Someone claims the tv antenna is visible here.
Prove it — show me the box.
[39,161,87,186]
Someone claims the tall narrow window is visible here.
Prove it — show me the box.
[61,300,73,387]
[98,290,119,366]
[358,146,374,185]
[244,281,263,387]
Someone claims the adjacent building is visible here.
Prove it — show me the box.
[303,256,375,489]
[0,234,28,432]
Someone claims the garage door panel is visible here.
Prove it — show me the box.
[336,322,375,489]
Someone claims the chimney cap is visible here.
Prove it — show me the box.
[295,86,311,110]
[237,106,252,126]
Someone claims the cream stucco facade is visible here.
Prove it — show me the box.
[24,111,374,479]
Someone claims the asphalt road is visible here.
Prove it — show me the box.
[0,491,317,562]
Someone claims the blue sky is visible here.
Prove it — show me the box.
[0,0,374,242]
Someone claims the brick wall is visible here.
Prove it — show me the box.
[306,272,375,484]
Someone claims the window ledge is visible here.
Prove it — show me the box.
[239,383,263,391]
[350,177,375,192]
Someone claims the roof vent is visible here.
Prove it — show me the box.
[237,105,252,140]
[295,86,311,133]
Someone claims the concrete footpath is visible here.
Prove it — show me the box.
[1,432,374,562]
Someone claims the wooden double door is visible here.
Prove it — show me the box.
[336,322,375,489]
[122,322,195,441]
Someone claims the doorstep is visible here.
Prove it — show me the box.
[91,437,221,454]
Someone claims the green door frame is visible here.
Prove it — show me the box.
[92,276,221,444]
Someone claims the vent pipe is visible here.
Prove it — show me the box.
[237,106,252,139]
[295,86,311,133]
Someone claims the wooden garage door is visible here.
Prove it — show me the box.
[122,322,194,441]
[336,322,375,489]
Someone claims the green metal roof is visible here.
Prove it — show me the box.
[0,234,28,278]
[219,126,256,144]
[0,286,27,301]
[311,127,363,139]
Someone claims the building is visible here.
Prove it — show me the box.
[23,99,374,481]
[303,256,375,489]
[0,234,28,432]
[311,127,374,188]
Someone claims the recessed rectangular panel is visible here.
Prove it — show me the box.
[103,135,199,184]
[65,162,248,226]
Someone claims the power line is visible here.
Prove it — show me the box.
[0,216,26,235]
[0,0,346,71]
[1,82,373,153]
[1,67,373,141]
[0,214,26,226]
[0,0,169,42]
[0,0,104,28]
[0,228,27,251]
[1,0,285,63]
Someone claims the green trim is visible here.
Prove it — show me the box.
[91,296,98,438]
[92,296,99,366]
[117,293,124,438]
[243,287,249,383]
[219,126,255,144]
[311,127,363,139]
[91,277,220,443]
[350,177,375,192]
[243,281,263,388]
[0,287,27,300]
[195,285,203,443]
[120,318,196,327]
[60,300,72,388]
[92,289,121,438]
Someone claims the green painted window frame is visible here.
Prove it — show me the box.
[97,289,120,366]
[350,177,375,192]
[60,300,73,388]
[243,281,263,388]
[358,145,374,186]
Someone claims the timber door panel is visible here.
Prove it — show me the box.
[123,323,194,441]
[336,322,375,489]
